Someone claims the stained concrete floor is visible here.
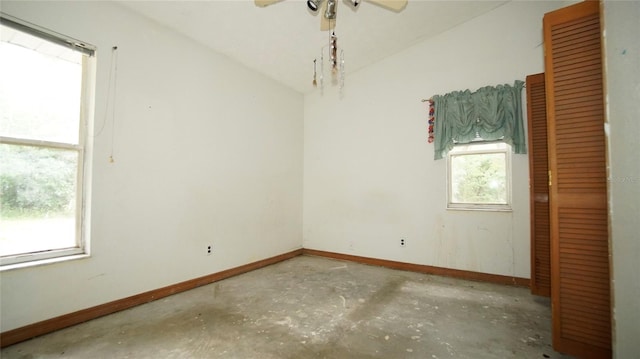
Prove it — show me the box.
[2,255,572,359]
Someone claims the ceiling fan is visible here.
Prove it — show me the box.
[255,0,408,31]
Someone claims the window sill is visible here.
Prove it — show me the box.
[0,253,90,272]
[447,205,513,212]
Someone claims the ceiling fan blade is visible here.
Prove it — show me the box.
[366,0,407,12]
[320,0,336,31]
[254,0,283,7]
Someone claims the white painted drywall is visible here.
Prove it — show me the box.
[602,1,640,357]
[4,3,634,352]
[0,1,303,332]
[303,1,575,279]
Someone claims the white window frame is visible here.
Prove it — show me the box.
[0,15,95,269]
[447,141,512,212]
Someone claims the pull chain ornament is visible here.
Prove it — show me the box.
[330,31,338,84]
[313,29,344,95]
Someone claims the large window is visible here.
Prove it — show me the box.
[0,16,95,267]
[447,142,511,211]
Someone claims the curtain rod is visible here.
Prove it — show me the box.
[421,80,526,103]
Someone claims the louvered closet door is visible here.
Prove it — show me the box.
[543,1,611,358]
[527,73,551,297]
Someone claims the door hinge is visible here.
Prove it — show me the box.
[548,170,552,187]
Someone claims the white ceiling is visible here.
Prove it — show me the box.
[118,0,509,94]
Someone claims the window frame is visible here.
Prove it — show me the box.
[446,141,512,212]
[0,14,96,269]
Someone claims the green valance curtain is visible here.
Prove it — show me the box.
[432,80,526,160]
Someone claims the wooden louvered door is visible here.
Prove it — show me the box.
[527,73,551,297]
[543,1,611,358]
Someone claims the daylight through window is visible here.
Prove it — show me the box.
[447,142,511,211]
[0,17,95,266]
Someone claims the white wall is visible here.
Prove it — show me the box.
[602,2,640,357]
[3,2,633,353]
[303,1,574,279]
[0,1,303,332]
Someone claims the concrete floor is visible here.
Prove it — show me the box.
[2,255,572,358]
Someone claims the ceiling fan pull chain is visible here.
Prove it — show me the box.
[340,49,345,95]
[320,50,324,94]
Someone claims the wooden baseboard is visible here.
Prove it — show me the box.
[2,247,530,348]
[0,248,303,348]
[302,249,530,287]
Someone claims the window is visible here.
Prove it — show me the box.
[447,142,511,211]
[0,16,95,267]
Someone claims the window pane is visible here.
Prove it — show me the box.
[0,24,82,144]
[451,152,507,204]
[0,144,78,256]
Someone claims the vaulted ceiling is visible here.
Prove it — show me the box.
[118,0,509,94]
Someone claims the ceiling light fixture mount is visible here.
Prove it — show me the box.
[255,0,408,93]
[324,0,337,20]
[347,0,361,9]
[307,0,321,12]
[255,0,407,31]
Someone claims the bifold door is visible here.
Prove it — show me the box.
[526,73,551,298]
[543,1,611,357]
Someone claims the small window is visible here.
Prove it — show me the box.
[0,16,95,267]
[447,142,511,211]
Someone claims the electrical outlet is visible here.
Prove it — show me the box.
[400,238,406,247]
[207,245,212,255]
